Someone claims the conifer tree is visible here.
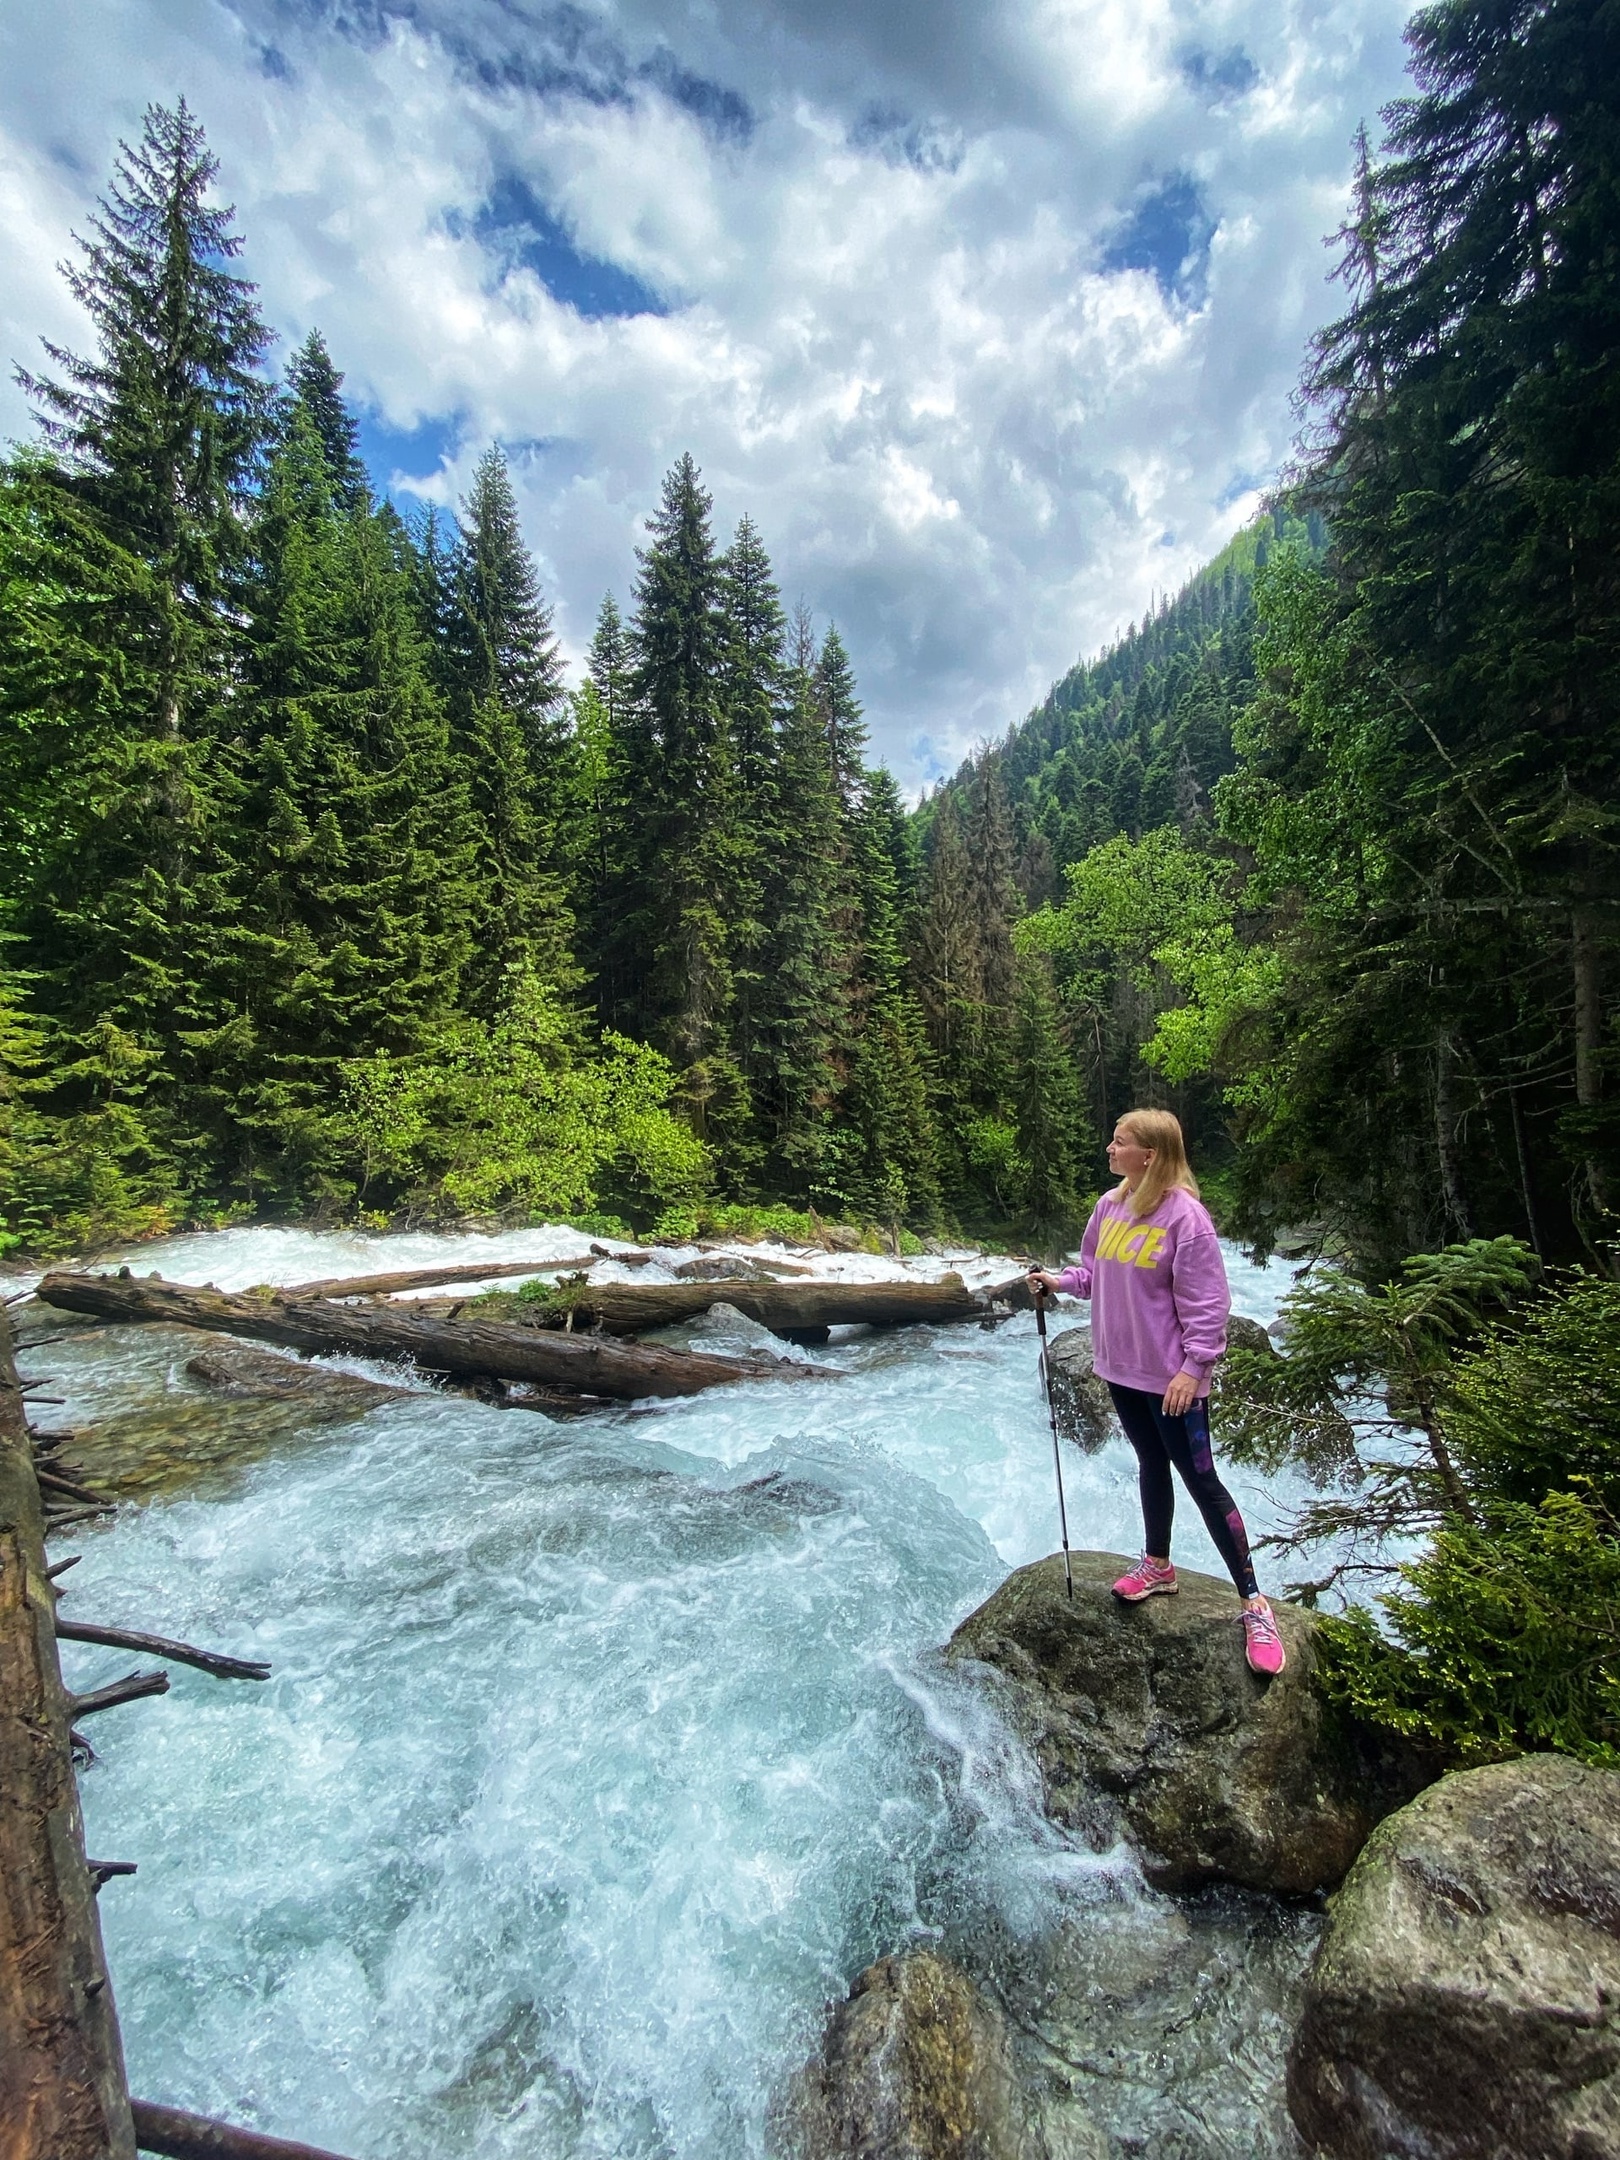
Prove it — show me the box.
[846,766,941,1226]
[580,592,657,1034]
[716,515,787,1176]
[443,446,574,1008]
[10,100,273,1179]
[628,454,749,1146]
[815,624,869,810]
[449,446,566,765]
[1012,948,1086,1237]
[226,401,476,1196]
[285,330,368,509]
[760,608,846,1183]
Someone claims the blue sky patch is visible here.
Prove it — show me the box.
[355,408,462,497]
[1101,173,1216,306]
[465,173,666,319]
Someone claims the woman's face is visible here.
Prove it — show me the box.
[1107,1122,1154,1183]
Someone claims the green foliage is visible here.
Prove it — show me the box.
[1217,1236,1538,1516]
[337,971,708,1225]
[1446,1273,1620,1514]
[1210,0,1620,1269]
[1228,1248,1619,1767]
[1318,1497,1620,1768]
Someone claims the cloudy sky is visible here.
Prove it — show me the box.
[0,0,1417,788]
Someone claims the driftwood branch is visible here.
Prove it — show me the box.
[69,1670,170,1719]
[57,1622,270,1683]
[39,1272,833,1401]
[87,1861,138,1892]
[132,2099,360,2160]
[0,1299,137,2157]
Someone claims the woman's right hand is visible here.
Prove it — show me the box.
[1027,1268,1061,1298]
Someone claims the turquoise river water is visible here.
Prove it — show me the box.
[7,1226,1324,2160]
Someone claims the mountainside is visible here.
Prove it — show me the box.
[922,504,1326,902]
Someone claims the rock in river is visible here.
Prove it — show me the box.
[947,1552,1424,1894]
[1288,1752,1620,2160]
[1044,1314,1275,1455]
[1042,1325,1113,1452]
[776,1948,1106,2160]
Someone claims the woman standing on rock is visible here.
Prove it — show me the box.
[1027,1108,1285,1676]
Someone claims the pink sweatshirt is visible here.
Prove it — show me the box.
[1055,1186,1230,1397]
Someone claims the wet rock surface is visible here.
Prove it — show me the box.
[777,1948,1107,2160]
[1288,1753,1620,2160]
[1043,1326,1114,1453]
[995,1885,1321,2160]
[1045,1316,1274,1455]
[947,1553,1424,1894]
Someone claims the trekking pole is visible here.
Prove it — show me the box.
[1033,1287,1074,1601]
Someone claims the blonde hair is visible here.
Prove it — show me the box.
[1113,1107,1200,1218]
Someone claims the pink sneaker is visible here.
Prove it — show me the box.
[1113,1554,1178,1602]
[1243,1597,1287,1675]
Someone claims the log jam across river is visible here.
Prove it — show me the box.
[3,1223,1322,2160]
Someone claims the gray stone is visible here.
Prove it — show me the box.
[775,1949,1107,2160]
[947,1552,1428,1894]
[1288,1753,1620,2160]
[1042,1326,1114,1453]
[1227,1313,1276,1357]
[1043,1315,1273,1456]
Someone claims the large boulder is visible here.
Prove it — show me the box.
[1044,1315,1275,1455]
[1042,1325,1113,1452]
[1288,1753,1620,2160]
[775,1949,1106,2160]
[947,1552,1425,1894]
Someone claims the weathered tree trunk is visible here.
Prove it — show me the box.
[479,1273,1018,1338]
[1573,907,1611,1219]
[0,1303,137,2160]
[1433,1030,1474,1237]
[1506,1082,1545,1257]
[36,1275,830,1401]
[183,1344,408,1412]
[130,2099,356,2160]
[276,1257,597,1300]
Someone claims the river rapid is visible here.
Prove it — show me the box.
[9,1225,1324,2159]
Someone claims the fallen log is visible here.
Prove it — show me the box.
[184,1343,408,1412]
[56,1622,270,1684]
[38,1273,829,1401]
[274,1255,597,1300]
[489,1272,1015,1337]
[0,1300,138,2159]
[132,2098,359,2160]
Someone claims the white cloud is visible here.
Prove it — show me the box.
[0,0,1419,791]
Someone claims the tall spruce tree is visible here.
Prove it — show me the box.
[285,330,368,510]
[445,446,574,1008]
[815,624,869,810]
[846,765,941,1227]
[449,446,566,764]
[1219,0,1620,1268]
[715,515,787,1181]
[227,400,477,1199]
[10,100,273,1185]
[580,592,655,1032]
[761,607,845,1183]
[628,453,749,1146]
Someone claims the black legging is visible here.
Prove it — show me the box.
[1107,1382,1258,1599]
